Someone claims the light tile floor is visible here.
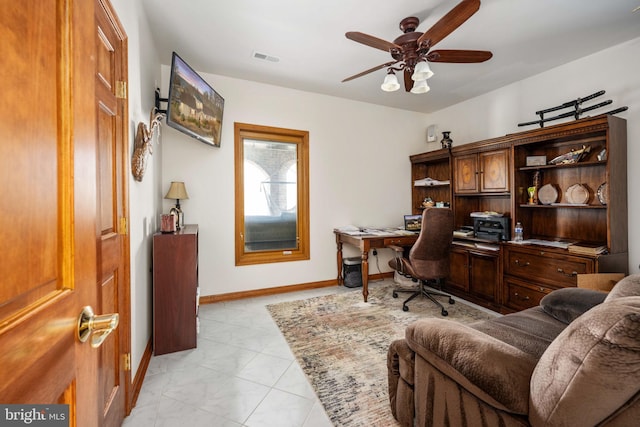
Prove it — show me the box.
[123,282,361,427]
[122,279,498,426]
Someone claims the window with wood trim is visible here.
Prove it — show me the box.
[234,122,310,265]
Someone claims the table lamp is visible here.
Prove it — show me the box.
[164,181,189,229]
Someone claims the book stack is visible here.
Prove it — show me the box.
[414,177,450,186]
[568,242,608,255]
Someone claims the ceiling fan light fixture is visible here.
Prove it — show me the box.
[412,61,434,81]
[410,79,430,94]
[381,72,401,92]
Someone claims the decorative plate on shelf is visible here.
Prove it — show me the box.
[597,182,608,205]
[565,183,589,204]
[538,183,558,205]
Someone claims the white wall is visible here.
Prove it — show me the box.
[111,0,163,375]
[159,70,429,295]
[426,37,640,274]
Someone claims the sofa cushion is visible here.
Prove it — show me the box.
[469,306,567,359]
[539,287,606,324]
[605,274,640,301]
[529,296,640,427]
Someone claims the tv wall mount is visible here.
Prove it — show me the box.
[155,88,168,115]
[518,90,628,128]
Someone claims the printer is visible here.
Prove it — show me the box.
[473,217,510,241]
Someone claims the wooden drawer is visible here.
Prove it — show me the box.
[504,246,593,287]
[504,279,553,311]
[384,236,418,246]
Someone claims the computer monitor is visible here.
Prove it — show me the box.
[404,214,422,233]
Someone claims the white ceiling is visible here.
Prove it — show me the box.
[140,0,640,114]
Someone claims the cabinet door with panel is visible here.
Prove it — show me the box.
[454,149,509,194]
[447,246,470,292]
[468,250,499,302]
[453,154,479,193]
[479,149,510,192]
[447,245,499,309]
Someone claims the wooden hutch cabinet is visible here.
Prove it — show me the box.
[409,115,627,313]
[153,224,199,355]
[503,115,627,310]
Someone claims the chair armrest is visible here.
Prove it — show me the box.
[387,244,404,253]
[406,318,538,415]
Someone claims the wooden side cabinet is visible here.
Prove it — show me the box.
[153,224,199,355]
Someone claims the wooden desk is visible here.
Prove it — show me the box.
[334,231,418,302]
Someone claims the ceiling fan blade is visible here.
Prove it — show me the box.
[403,69,413,92]
[346,31,402,52]
[417,0,480,48]
[342,61,399,82]
[427,49,492,63]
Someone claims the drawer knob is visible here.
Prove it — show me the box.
[557,268,577,277]
[514,292,530,301]
[514,259,530,267]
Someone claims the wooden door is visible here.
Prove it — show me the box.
[479,149,509,192]
[0,1,100,425]
[453,154,479,193]
[95,0,130,426]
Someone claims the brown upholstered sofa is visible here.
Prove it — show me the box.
[388,274,640,427]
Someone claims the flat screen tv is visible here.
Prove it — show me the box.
[166,52,224,147]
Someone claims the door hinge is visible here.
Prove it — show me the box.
[116,81,127,99]
[123,353,131,371]
[119,217,128,235]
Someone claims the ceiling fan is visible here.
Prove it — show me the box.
[342,0,492,93]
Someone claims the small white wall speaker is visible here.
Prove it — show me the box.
[427,125,437,142]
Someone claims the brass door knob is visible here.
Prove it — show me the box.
[77,306,119,348]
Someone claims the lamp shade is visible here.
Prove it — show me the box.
[164,181,189,200]
[410,79,431,94]
[412,61,434,81]
[381,73,400,92]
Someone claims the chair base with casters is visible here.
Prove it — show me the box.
[391,274,454,316]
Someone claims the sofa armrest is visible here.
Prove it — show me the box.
[387,339,415,426]
[406,318,538,415]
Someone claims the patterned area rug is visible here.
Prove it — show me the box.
[267,282,497,426]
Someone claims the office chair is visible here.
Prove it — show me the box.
[388,207,455,316]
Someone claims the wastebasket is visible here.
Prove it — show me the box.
[343,257,362,288]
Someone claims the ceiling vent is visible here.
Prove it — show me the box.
[252,51,280,63]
